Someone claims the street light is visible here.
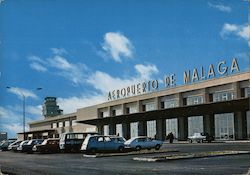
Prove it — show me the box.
[6,87,42,140]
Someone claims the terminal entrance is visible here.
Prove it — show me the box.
[166,118,178,140]
[215,113,234,140]
[147,120,156,138]
[130,122,138,138]
[188,116,203,137]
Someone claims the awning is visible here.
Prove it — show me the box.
[18,129,55,135]
[77,97,250,125]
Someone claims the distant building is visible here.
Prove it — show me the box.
[42,97,63,118]
[0,132,7,141]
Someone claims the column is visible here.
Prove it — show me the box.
[203,114,215,137]
[138,120,146,136]
[122,122,130,140]
[156,119,165,141]
[178,117,188,140]
[234,111,244,140]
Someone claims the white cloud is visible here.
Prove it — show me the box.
[58,94,105,114]
[6,87,38,100]
[135,64,159,80]
[48,55,89,85]
[2,123,28,135]
[28,55,46,64]
[51,48,67,55]
[28,51,89,85]
[220,23,250,47]
[87,63,159,94]
[30,62,47,72]
[26,105,42,116]
[208,2,231,13]
[102,32,133,62]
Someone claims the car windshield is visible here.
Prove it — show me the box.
[41,140,48,145]
[27,140,33,145]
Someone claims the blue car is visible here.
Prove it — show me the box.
[81,135,126,153]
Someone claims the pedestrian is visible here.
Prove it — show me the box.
[169,132,174,144]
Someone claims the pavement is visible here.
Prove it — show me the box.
[133,150,250,162]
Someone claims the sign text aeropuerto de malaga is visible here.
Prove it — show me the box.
[108,58,240,101]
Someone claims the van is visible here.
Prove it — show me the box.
[59,132,97,152]
[81,135,126,153]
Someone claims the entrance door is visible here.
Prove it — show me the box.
[166,118,178,140]
[215,113,234,140]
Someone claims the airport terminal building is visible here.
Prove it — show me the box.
[28,59,250,141]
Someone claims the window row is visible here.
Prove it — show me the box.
[51,120,77,129]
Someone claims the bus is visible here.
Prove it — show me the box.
[59,132,97,152]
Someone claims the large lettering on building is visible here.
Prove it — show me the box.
[108,58,240,101]
[183,58,240,84]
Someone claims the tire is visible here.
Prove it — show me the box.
[155,144,160,150]
[118,146,124,152]
[90,148,97,154]
[135,146,141,151]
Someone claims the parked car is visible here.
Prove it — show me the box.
[188,132,214,143]
[33,138,60,153]
[124,136,163,151]
[17,140,29,152]
[81,135,126,153]
[8,140,22,151]
[21,139,44,153]
[0,140,16,151]
[60,132,97,152]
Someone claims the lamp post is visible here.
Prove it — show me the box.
[6,87,42,140]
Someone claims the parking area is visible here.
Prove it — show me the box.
[1,142,250,175]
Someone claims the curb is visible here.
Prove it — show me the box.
[133,151,250,162]
[83,149,178,158]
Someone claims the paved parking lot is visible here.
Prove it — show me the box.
[0,142,250,175]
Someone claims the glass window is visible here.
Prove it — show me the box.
[52,123,57,128]
[186,96,203,106]
[215,113,234,140]
[116,124,123,137]
[213,91,234,102]
[188,116,203,137]
[247,111,250,139]
[147,120,156,138]
[65,121,70,127]
[245,87,250,97]
[164,99,179,109]
[59,122,63,128]
[103,125,109,135]
[130,122,138,138]
[115,109,123,116]
[166,118,178,139]
[145,102,156,111]
[72,120,77,126]
[103,111,109,118]
[129,106,138,114]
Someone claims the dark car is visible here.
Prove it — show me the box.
[22,139,44,153]
[0,140,16,151]
[33,138,60,153]
[202,132,214,143]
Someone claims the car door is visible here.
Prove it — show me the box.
[103,136,113,151]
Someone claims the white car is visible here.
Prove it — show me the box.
[124,136,163,151]
[188,133,206,143]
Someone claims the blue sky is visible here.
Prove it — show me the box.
[0,0,249,138]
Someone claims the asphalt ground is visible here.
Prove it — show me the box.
[0,142,250,175]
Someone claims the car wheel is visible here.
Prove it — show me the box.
[90,148,97,154]
[135,146,141,151]
[118,146,124,152]
[155,144,160,150]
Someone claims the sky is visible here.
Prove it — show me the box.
[0,0,249,138]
